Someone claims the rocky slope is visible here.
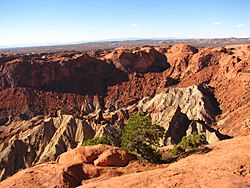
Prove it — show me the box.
[0,135,249,188]
[137,85,221,145]
[0,43,249,183]
[0,114,95,180]
[0,85,220,180]
[80,135,250,188]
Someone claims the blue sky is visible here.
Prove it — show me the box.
[0,0,249,47]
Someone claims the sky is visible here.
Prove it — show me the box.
[0,0,249,47]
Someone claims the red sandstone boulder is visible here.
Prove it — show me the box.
[94,148,136,167]
[57,144,135,168]
[57,144,112,164]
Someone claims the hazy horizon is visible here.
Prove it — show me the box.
[1,37,250,49]
[0,0,249,48]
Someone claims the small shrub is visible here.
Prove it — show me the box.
[121,112,164,163]
[171,145,185,155]
[172,134,207,155]
[181,134,207,149]
[82,135,114,146]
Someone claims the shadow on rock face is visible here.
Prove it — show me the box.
[198,85,222,118]
[164,108,191,145]
[0,56,129,96]
[30,60,129,96]
[163,146,213,164]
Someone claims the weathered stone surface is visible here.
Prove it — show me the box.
[0,45,249,138]
[0,87,103,121]
[0,53,127,120]
[57,145,112,165]
[1,135,250,188]
[166,44,198,79]
[0,44,250,185]
[138,85,219,144]
[57,145,135,167]
[0,54,126,93]
[104,72,169,109]
[0,163,96,188]
[0,83,225,180]
[0,114,95,180]
[94,148,135,167]
[178,44,250,137]
[79,135,250,188]
[103,46,169,73]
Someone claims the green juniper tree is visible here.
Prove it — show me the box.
[121,112,164,163]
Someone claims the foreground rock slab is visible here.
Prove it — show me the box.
[0,163,98,188]
[80,136,250,188]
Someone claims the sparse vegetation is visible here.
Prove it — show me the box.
[81,112,165,163]
[121,112,164,163]
[82,113,208,163]
[172,134,207,155]
[82,135,114,146]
